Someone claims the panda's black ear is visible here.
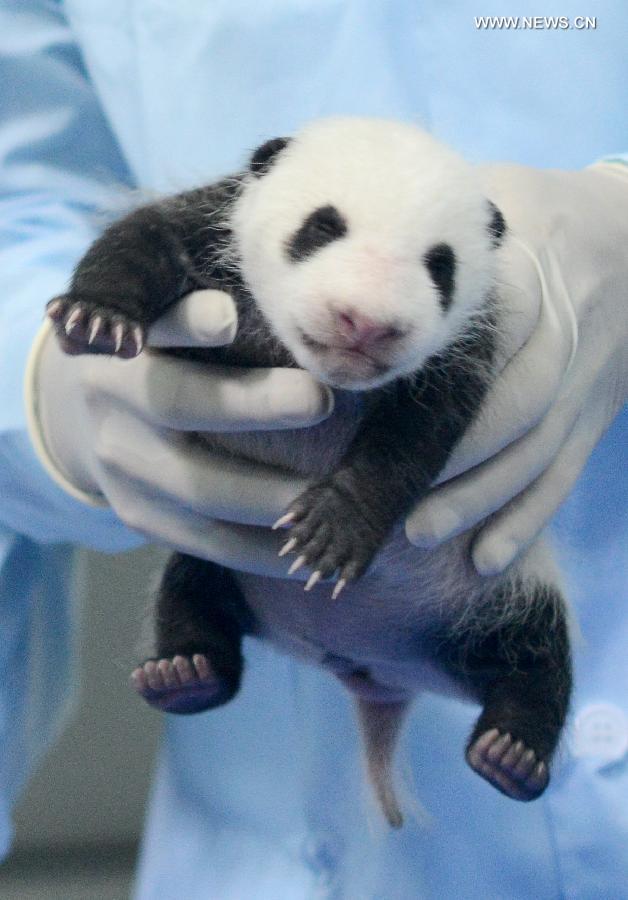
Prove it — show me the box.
[249,137,291,177]
[487,201,507,247]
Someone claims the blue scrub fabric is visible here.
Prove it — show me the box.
[0,1,626,896]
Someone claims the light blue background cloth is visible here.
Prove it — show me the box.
[0,0,626,896]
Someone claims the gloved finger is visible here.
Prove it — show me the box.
[147,290,238,348]
[85,352,334,431]
[437,238,576,483]
[470,394,611,576]
[100,473,306,578]
[94,412,308,527]
[408,316,611,548]
[405,391,580,548]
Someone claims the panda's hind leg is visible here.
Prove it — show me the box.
[442,580,572,801]
[131,553,254,715]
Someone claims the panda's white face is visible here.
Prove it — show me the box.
[231,118,502,390]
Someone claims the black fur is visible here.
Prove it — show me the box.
[423,243,456,311]
[487,201,507,247]
[250,137,291,176]
[152,554,255,711]
[432,581,571,772]
[286,204,348,262]
[47,178,243,356]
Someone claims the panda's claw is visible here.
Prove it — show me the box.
[304,571,322,592]
[88,315,104,345]
[272,511,296,530]
[131,326,145,357]
[112,321,125,353]
[288,555,306,575]
[47,293,145,358]
[64,306,85,335]
[46,297,66,321]
[278,537,297,557]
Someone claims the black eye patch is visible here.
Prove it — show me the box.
[424,243,456,311]
[286,205,348,262]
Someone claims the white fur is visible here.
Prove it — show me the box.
[231,117,496,389]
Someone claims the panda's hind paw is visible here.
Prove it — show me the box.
[130,654,234,714]
[466,728,550,801]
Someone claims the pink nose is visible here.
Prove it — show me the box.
[336,309,402,349]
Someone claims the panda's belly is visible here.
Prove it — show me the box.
[233,523,486,702]
[198,389,373,478]
[197,389,497,701]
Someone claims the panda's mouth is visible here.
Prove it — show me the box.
[331,347,390,373]
[297,328,392,380]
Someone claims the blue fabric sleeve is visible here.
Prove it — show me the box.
[0,0,144,551]
[0,0,147,857]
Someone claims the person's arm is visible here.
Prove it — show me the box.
[2,0,332,561]
[0,1,141,852]
[0,2,335,862]
[0,0,143,548]
[406,159,628,574]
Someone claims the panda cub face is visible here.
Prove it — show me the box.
[231,118,505,391]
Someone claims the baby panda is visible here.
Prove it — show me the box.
[47,118,572,827]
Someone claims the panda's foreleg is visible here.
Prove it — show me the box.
[277,344,494,593]
[131,553,255,715]
[46,180,238,357]
[440,581,572,801]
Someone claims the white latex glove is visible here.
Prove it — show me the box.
[406,161,628,575]
[29,289,333,576]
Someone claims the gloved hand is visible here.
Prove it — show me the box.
[406,161,628,575]
[30,289,333,575]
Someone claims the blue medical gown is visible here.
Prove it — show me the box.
[0,0,626,896]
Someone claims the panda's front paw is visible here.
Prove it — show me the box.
[274,481,385,598]
[47,295,145,358]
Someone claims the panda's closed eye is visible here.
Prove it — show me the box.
[286,205,348,262]
[423,243,456,311]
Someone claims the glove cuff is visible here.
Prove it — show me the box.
[24,319,109,508]
[587,158,628,185]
